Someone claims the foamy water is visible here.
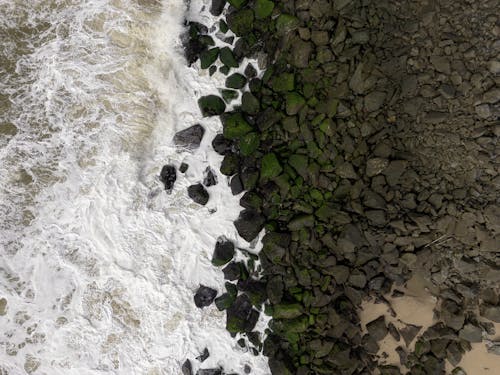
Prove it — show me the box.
[0,0,269,374]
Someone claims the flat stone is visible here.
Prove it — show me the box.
[459,324,483,343]
[366,158,389,177]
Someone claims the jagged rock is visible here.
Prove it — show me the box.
[226,294,259,333]
[194,286,217,308]
[366,316,388,341]
[196,348,209,362]
[203,167,217,187]
[188,184,209,205]
[180,163,189,173]
[459,324,483,342]
[198,95,226,116]
[234,209,265,242]
[210,0,226,16]
[212,134,232,155]
[174,124,205,150]
[401,324,422,346]
[182,359,193,375]
[212,238,235,266]
[160,165,176,191]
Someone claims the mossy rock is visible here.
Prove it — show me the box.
[285,92,306,115]
[227,0,247,9]
[271,73,295,92]
[227,9,254,36]
[241,92,260,115]
[254,0,274,19]
[219,47,239,68]
[219,20,228,33]
[215,293,235,311]
[261,153,282,180]
[220,154,240,176]
[221,89,239,103]
[226,73,247,89]
[239,132,260,156]
[276,14,300,34]
[222,112,253,139]
[288,214,314,230]
[288,154,309,177]
[200,48,219,69]
[273,303,303,319]
[198,95,226,116]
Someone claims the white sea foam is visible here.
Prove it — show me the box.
[0,0,270,374]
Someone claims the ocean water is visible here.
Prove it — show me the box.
[0,0,269,374]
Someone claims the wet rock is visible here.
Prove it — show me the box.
[212,238,235,266]
[160,165,176,191]
[366,158,389,177]
[200,48,219,69]
[254,0,274,19]
[364,91,386,112]
[196,369,222,375]
[219,47,239,68]
[230,174,244,195]
[227,9,254,36]
[210,0,226,16]
[261,153,282,179]
[273,303,303,319]
[226,294,259,333]
[226,73,247,89]
[196,348,210,362]
[198,95,226,116]
[221,112,253,140]
[366,316,388,341]
[244,63,257,78]
[174,124,205,150]
[222,262,243,281]
[290,39,312,68]
[182,359,193,375]
[203,167,217,187]
[234,209,265,242]
[212,134,232,155]
[188,184,209,205]
[241,93,260,115]
[215,293,235,311]
[180,163,189,173]
[285,92,306,115]
[194,286,217,308]
[430,55,451,74]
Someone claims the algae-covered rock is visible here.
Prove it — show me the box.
[219,47,239,68]
[210,0,226,16]
[200,48,219,69]
[215,293,235,311]
[271,73,295,92]
[220,153,239,176]
[288,214,314,230]
[221,89,239,103]
[194,285,217,308]
[227,9,254,36]
[173,124,205,149]
[227,0,247,9]
[273,303,303,319]
[254,0,274,19]
[188,183,209,205]
[226,294,259,333]
[285,92,306,115]
[276,14,300,34]
[225,73,247,89]
[241,92,260,115]
[239,132,260,156]
[212,238,235,266]
[198,95,226,116]
[261,153,282,179]
[288,154,308,177]
[221,112,253,139]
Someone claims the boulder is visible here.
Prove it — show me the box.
[210,0,226,16]
[260,153,282,179]
[200,48,219,69]
[212,238,235,266]
[160,165,176,191]
[234,209,265,242]
[221,112,253,140]
[226,73,247,89]
[211,134,232,155]
[219,47,239,68]
[196,369,222,375]
[194,286,217,308]
[254,0,274,19]
[198,95,226,116]
[173,124,205,149]
[188,184,209,205]
[226,294,259,333]
[459,324,483,342]
[366,316,388,341]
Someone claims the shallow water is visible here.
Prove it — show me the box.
[0,0,269,373]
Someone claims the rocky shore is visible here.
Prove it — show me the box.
[173,0,499,374]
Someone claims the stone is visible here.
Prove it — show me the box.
[188,184,209,205]
[290,39,312,68]
[227,0,247,9]
[254,0,274,19]
[215,293,235,311]
[430,55,451,74]
[226,73,247,89]
[227,9,254,36]
[481,305,500,323]
[273,303,303,319]
[364,91,386,112]
[288,214,314,230]
[220,154,239,176]
[366,316,388,341]
[210,0,226,16]
[174,124,205,149]
[241,92,260,115]
[234,209,265,242]
[366,158,388,177]
[221,89,238,103]
[219,47,239,68]
[244,64,257,78]
[226,294,259,333]
[261,153,282,179]
[311,30,329,45]
[271,73,295,92]
[194,286,217,308]
[212,238,235,266]
[198,95,226,116]
[160,165,176,191]
[276,14,300,33]
[179,163,189,173]
[212,134,232,155]
[222,262,243,281]
[203,167,217,187]
[182,359,193,375]
[0,298,7,316]
[288,154,308,177]
[222,112,253,140]
[285,92,306,115]
[475,104,491,118]
[200,48,219,69]
[196,369,222,375]
[400,324,421,346]
[230,174,244,195]
[196,348,210,362]
[336,162,358,179]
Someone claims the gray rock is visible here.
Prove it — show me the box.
[366,316,388,341]
[430,55,451,74]
[194,286,217,308]
[364,91,386,112]
[160,165,176,191]
[188,184,209,205]
[174,124,205,149]
[182,359,193,375]
[400,324,421,346]
[481,305,500,323]
[459,324,483,343]
[234,209,265,242]
[291,39,312,68]
[366,158,389,177]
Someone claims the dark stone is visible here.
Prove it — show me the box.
[226,294,259,333]
[210,0,226,16]
[212,238,235,266]
[180,163,189,173]
[212,134,233,155]
[222,262,243,280]
[182,359,193,375]
[196,348,209,362]
[220,154,240,176]
[188,183,209,205]
[215,293,235,311]
[234,209,265,242]
[239,191,262,210]
[401,324,422,346]
[230,174,244,195]
[194,286,217,308]
[160,165,176,191]
[244,63,257,78]
[219,47,239,68]
[366,316,388,341]
[196,369,222,375]
[198,95,226,117]
[183,23,207,66]
[174,124,205,150]
[226,73,247,89]
[203,167,218,187]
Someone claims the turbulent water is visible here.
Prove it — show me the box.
[0,0,269,373]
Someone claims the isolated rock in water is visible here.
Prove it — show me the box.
[188,183,209,205]
[182,359,193,375]
[210,0,225,16]
[234,209,265,242]
[198,95,226,117]
[179,162,189,173]
[160,165,176,191]
[194,286,217,308]
[212,238,235,266]
[196,369,222,375]
[174,124,205,150]
[203,167,217,187]
[196,348,210,362]
[226,294,259,333]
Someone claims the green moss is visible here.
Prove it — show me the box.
[221,89,239,103]
[273,303,303,319]
[271,73,295,92]
[200,48,219,69]
[261,153,282,179]
[241,92,260,115]
[198,95,226,116]
[215,293,235,311]
[276,14,300,33]
[285,92,306,115]
[288,154,309,177]
[222,112,253,139]
[239,132,260,156]
[227,0,247,9]
[227,9,254,36]
[255,0,274,19]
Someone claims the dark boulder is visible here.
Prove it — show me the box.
[160,165,176,191]
[183,22,209,66]
[222,262,244,280]
[203,167,218,187]
[198,95,226,117]
[180,163,189,173]
[173,124,205,150]
[212,238,235,266]
[196,369,222,375]
[194,285,217,308]
[230,174,244,195]
[196,348,210,362]
[366,316,388,341]
[188,184,209,205]
[212,134,233,155]
[210,0,226,16]
[234,209,265,242]
[182,359,193,375]
[226,294,259,333]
